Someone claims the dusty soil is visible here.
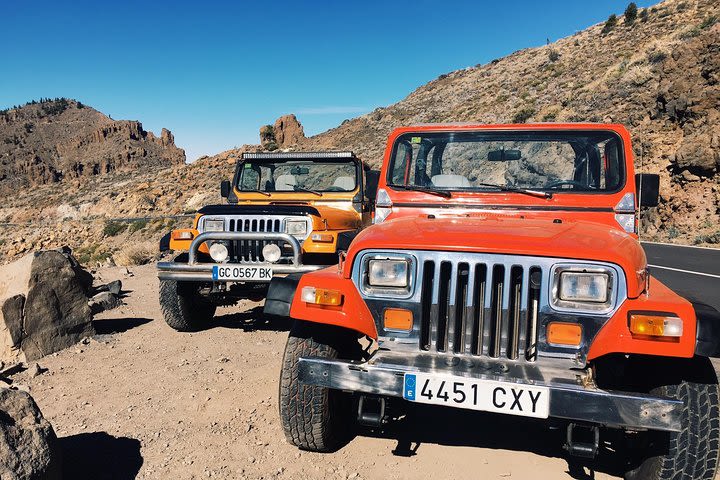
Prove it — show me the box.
[12,264,624,480]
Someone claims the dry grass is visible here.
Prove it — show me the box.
[113,242,156,266]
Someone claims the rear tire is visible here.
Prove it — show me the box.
[279,321,356,452]
[625,359,720,480]
[159,280,216,332]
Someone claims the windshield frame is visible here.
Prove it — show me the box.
[385,129,627,196]
[234,158,362,195]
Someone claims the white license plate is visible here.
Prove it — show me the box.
[403,373,549,419]
[211,265,273,282]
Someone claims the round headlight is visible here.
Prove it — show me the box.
[209,242,229,263]
[262,244,282,263]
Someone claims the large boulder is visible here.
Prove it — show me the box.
[0,250,94,364]
[0,388,61,479]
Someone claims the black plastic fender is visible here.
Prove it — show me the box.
[694,302,720,357]
[263,273,303,317]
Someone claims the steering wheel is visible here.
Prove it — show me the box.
[544,180,593,190]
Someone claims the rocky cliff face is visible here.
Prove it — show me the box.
[0,99,185,193]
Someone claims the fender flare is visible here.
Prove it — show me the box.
[263,273,303,317]
[694,302,720,357]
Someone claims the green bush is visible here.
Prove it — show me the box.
[700,15,718,29]
[103,221,127,237]
[640,8,649,22]
[602,14,618,34]
[548,49,560,62]
[512,108,535,124]
[128,219,148,233]
[624,3,638,24]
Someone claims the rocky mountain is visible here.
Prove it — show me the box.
[0,98,185,193]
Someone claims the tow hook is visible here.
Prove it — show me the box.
[564,423,600,458]
[357,395,388,427]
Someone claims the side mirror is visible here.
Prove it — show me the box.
[365,170,380,201]
[220,180,231,199]
[635,173,659,207]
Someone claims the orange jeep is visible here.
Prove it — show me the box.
[157,151,377,331]
[277,124,720,479]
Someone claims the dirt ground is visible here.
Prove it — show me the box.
[13,264,627,480]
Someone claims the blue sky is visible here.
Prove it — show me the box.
[2,0,654,161]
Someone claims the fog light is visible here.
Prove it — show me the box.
[300,286,343,306]
[209,242,229,263]
[629,314,683,338]
[383,308,413,331]
[262,244,281,263]
[547,322,582,346]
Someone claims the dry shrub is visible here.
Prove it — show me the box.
[623,65,654,86]
[113,242,155,266]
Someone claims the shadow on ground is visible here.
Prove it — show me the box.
[359,402,628,480]
[212,306,292,332]
[60,432,142,479]
[93,317,153,335]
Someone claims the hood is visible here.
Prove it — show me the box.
[346,215,647,297]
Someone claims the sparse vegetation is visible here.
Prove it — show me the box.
[699,15,718,29]
[640,8,649,22]
[113,242,156,266]
[548,49,560,62]
[694,231,720,245]
[103,220,127,237]
[512,107,535,124]
[624,3,638,25]
[648,50,668,64]
[541,111,557,122]
[602,14,618,34]
[128,219,148,233]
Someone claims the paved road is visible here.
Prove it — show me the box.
[642,242,720,311]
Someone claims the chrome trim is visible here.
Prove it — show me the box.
[350,249,628,367]
[550,264,619,315]
[198,214,312,241]
[358,252,417,299]
[298,354,682,432]
[156,231,321,282]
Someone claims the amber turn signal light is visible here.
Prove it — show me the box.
[311,233,334,243]
[546,322,582,346]
[300,286,343,306]
[383,308,413,331]
[629,314,683,337]
[171,229,195,240]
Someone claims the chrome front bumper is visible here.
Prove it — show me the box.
[298,352,682,432]
[157,231,321,282]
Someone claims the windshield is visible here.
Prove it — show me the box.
[237,159,358,193]
[388,130,624,193]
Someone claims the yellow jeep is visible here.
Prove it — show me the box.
[157,151,377,331]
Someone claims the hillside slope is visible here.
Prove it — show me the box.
[298,0,719,241]
[0,98,185,193]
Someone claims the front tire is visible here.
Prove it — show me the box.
[159,280,216,331]
[279,321,356,452]
[625,359,720,480]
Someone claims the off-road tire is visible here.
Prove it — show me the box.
[625,361,720,480]
[279,321,355,452]
[159,280,216,332]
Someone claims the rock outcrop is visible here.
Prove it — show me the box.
[0,250,94,364]
[0,98,185,193]
[0,388,61,480]
[273,114,305,148]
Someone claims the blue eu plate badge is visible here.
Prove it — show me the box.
[211,265,219,280]
[403,374,416,400]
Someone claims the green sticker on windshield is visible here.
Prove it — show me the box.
[410,136,422,144]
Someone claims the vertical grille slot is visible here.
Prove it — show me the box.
[507,266,524,360]
[489,265,505,358]
[469,264,487,355]
[435,262,452,352]
[419,261,435,351]
[526,267,542,362]
[451,263,469,353]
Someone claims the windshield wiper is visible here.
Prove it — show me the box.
[293,185,323,196]
[242,189,271,197]
[475,183,553,199]
[394,184,452,198]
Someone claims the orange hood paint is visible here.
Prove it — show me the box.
[344,215,647,298]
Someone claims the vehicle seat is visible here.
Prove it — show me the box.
[333,176,355,191]
[431,174,471,188]
[275,175,297,191]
